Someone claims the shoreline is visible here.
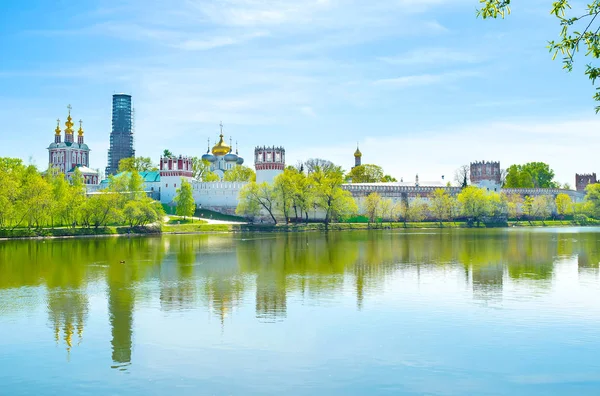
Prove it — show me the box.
[0,220,596,241]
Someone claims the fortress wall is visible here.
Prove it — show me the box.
[192,181,247,210]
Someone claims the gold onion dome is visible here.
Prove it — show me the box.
[78,120,84,136]
[354,145,362,157]
[212,133,231,156]
[65,106,74,134]
[55,119,61,135]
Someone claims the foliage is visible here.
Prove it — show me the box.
[310,164,357,224]
[163,149,174,158]
[237,182,278,224]
[478,0,600,112]
[346,164,383,183]
[174,179,195,219]
[555,193,573,217]
[430,189,452,225]
[223,165,256,182]
[585,183,600,217]
[364,192,382,223]
[273,170,297,223]
[506,193,524,221]
[303,158,337,174]
[191,157,219,182]
[118,157,157,173]
[457,186,490,225]
[504,162,558,188]
[0,158,164,231]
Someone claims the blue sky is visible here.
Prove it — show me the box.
[1,0,598,184]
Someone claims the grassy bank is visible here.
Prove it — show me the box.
[1,219,597,240]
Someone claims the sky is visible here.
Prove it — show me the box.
[1,0,599,185]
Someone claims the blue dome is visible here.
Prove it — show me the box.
[236,156,244,165]
[224,152,238,162]
[48,143,58,149]
[202,153,216,163]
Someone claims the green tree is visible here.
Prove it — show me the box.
[506,193,524,222]
[381,175,398,182]
[555,193,573,219]
[430,188,452,226]
[124,198,164,227]
[364,192,382,224]
[118,157,157,173]
[237,182,278,224]
[224,165,256,182]
[174,179,195,220]
[163,150,173,158]
[407,198,427,223]
[311,164,357,224]
[478,1,600,112]
[523,196,535,220]
[346,164,384,183]
[457,186,490,226]
[504,163,558,188]
[585,183,600,218]
[191,157,219,182]
[533,195,555,223]
[273,170,296,223]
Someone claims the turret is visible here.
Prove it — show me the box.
[255,146,285,184]
[354,144,362,168]
[77,120,85,145]
[64,104,74,144]
[55,119,61,144]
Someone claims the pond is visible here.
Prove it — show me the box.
[1,228,600,395]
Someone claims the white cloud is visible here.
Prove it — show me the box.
[373,70,481,88]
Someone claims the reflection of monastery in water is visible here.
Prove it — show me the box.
[4,231,600,369]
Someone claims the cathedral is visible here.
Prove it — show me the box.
[200,122,244,179]
[47,106,99,185]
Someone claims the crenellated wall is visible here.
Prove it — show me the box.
[192,181,247,210]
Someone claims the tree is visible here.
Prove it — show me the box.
[174,179,195,219]
[237,182,278,223]
[430,188,452,226]
[191,157,219,182]
[506,193,524,222]
[555,193,573,219]
[533,195,555,223]
[118,157,157,173]
[585,183,600,218]
[523,196,535,220]
[407,198,427,223]
[303,158,337,174]
[346,164,384,183]
[457,186,490,226]
[124,198,164,227]
[380,198,395,226]
[381,175,398,182]
[224,165,256,182]
[364,192,382,224]
[311,164,357,224]
[273,170,296,223]
[478,1,600,112]
[504,163,558,188]
[454,165,470,188]
[163,149,173,158]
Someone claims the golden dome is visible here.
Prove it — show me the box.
[78,120,84,137]
[65,105,74,134]
[55,119,61,135]
[212,134,231,156]
[354,145,362,157]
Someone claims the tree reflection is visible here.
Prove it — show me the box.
[3,230,600,368]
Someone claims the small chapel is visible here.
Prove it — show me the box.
[47,105,99,185]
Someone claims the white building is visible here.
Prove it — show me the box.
[200,123,245,180]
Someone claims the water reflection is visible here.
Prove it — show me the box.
[2,228,600,370]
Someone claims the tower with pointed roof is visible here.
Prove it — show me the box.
[204,122,244,180]
[353,144,362,168]
[47,105,99,185]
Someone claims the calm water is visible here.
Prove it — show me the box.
[2,229,600,395]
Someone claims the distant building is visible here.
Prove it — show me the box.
[470,161,501,192]
[576,173,597,192]
[353,144,362,169]
[47,105,99,184]
[200,122,245,180]
[106,94,134,176]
